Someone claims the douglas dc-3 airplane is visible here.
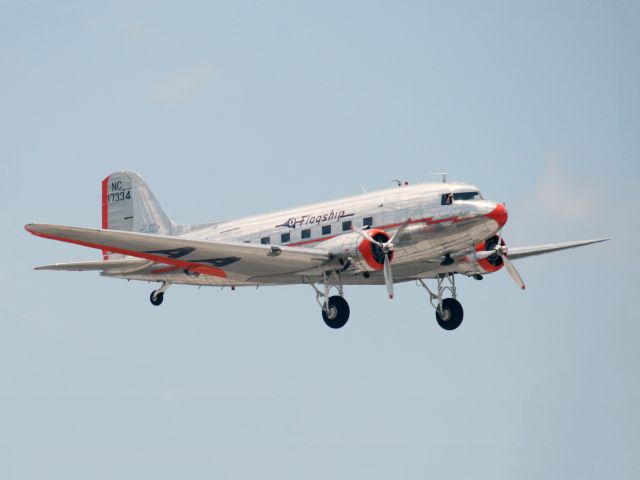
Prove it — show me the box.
[26,171,607,330]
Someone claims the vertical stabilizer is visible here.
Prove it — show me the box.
[101,171,175,259]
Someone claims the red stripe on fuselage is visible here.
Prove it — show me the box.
[287,235,338,247]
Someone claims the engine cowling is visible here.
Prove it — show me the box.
[475,235,506,273]
[356,228,393,271]
[318,228,394,272]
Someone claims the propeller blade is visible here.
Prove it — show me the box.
[383,255,394,299]
[501,255,526,290]
[388,218,412,245]
[474,250,498,260]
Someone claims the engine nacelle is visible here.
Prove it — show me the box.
[475,235,506,273]
[318,229,393,272]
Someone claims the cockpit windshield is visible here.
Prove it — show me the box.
[441,191,482,205]
[453,191,482,201]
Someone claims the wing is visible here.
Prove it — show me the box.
[387,237,609,283]
[507,238,609,260]
[25,223,332,281]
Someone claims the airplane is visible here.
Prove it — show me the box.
[25,171,608,331]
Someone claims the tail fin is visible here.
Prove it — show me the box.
[102,171,175,235]
[100,171,214,259]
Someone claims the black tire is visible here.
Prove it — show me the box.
[322,295,350,329]
[435,298,463,330]
[150,291,164,306]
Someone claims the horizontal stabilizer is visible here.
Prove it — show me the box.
[35,259,153,272]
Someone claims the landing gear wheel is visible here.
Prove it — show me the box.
[150,291,164,306]
[436,298,463,330]
[322,295,350,329]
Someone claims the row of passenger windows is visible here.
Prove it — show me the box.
[260,217,373,245]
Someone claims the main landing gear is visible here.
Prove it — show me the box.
[306,272,350,329]
[150,281,170,306]
[418,274,464,331]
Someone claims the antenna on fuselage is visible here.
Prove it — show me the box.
[431,172,448,183]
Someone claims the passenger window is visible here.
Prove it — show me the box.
[363,217,373,228]
[322,225,331,235]
[342,220,352,232]
[261,237,270,245]
[281,232,290,243]
[301,229,311,239]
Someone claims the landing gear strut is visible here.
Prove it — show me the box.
[418,274,464,330]
[306,271,350,329]
[150,281,170,306]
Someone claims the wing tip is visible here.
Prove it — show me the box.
[583,238,610,248]
[25,223,47,237]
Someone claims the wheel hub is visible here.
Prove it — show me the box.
[435,297,464,331]
[325,305,338,320]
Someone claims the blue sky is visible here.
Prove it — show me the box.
[1,1,638,479]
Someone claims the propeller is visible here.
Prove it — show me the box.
[353,218,412,299]
[474,235,526,290]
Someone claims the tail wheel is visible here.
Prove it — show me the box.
[436,298,463,330]
[322,295,350,329]
[150,291,164,306]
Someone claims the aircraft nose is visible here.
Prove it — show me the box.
[485,202,508,228]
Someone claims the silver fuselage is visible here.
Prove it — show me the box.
[108,182,505,286]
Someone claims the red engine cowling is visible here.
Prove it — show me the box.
[319,228,394,272]
[356,228,393,271]
[475,235,506,273]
